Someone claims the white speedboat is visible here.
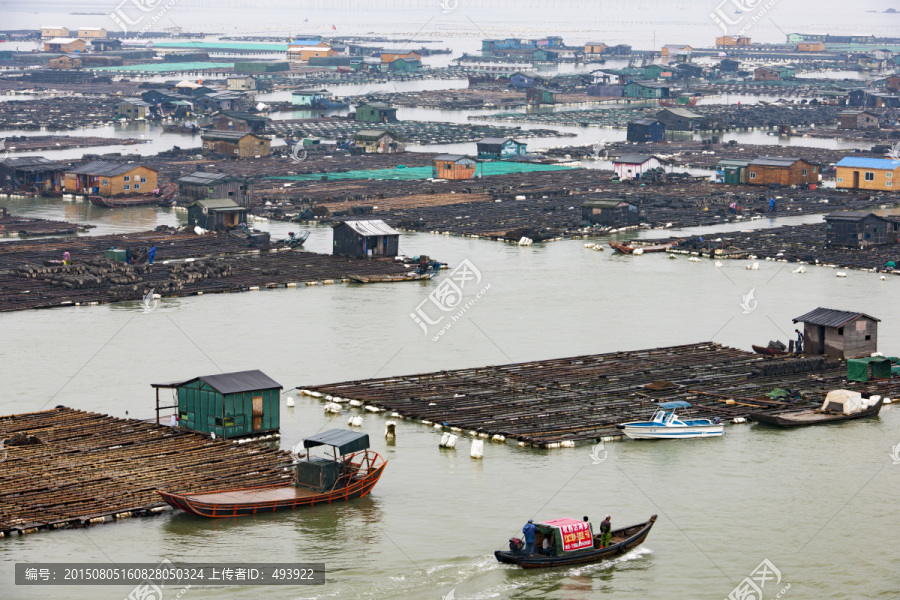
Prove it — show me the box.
[616,401,724,440]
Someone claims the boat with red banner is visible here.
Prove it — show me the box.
[495,514,657,568]
[158,429,387,518]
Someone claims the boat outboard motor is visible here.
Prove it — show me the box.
[509,538,524,553]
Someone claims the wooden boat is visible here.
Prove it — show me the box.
[347,271,437,283]
[89,183,177,208]
[616,401,724,439]
[608,241,635,253]
[750,391,883,428]
[495,515,657,569]
[158,429,386,518]
[751,344,790,357]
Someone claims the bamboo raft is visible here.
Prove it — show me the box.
[0,407,292,537]
[300,343,900,447]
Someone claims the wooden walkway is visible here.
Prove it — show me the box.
[300,343,900,446]
[0,408,291,536]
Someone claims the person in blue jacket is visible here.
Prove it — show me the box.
[522,519,536,555]
[148,246,156,265]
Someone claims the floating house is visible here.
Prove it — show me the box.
[715,159,751,184]
[151,370,281,439]
[747,157,818,186]
[476,137,527,159]
[49,55,82,69]
[509,72,536,88]
[626,119,665,142]
[0,157,67,194]
[613,154,661,180]
[177,172,252,206]
[661,44,692,57]
[656,107,704,131]
[226,75,257,91]
[187,198,248,231]
[824,211,899,247]
[77,27,107,39]
[581,199,639,226]
[116,98,151,119]
[623,81,670,99]
[835,157,900,191]
[716,36,751,46]
[526,86,556,105]
[40,26,69,38]
[90,39,122,52]
[380,50,422,63]
[292,89,333,107]
[332,220,400,258]
[432,154,477,180]
[584,42,607,55]
[793,308,879,359]
[353,129,405,153]
[389,58,421,72]
[210,111,271,134]
[837,110,879,129]
[64,161,158,196]
[43,38,85,53]
[355,102,399,123]
[201,132,271,159]
[797,41,826,52]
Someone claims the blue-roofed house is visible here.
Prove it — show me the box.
[835,157,900,191]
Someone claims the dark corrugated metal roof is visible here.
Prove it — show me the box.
[615,153,656,164]
[178,172,244,185]
[151,369,281,393]
[303,429,370,455]
[582,199,631,208]
[792,307,880,327]
[67,160,151,177]
[201,131,264,141]
[337,220,401,236]
[749,156,808,167]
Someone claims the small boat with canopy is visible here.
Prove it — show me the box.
[158,429,387,517]
[494,515,657,569]
[749,389,884,427]
[616,401,724,439]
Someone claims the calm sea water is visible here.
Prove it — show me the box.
[3,2,900,599]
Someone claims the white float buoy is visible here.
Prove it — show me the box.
[836,271,847,278]
[560,440,576,448]
[715,261,723,268]
[349,399,363,407]
[884,398,892,404]
[286,397,295,407]
[348,415,363,427]
[470,439,484,458]
[632,247,644,255]
[491,434,506,443]
[732,417,747,424]
[385,421,396,439]
[881,275,886,281]
[440,432,458,448]
[792,266,806,274]
[324,402,342,414]
[364,405,381,413]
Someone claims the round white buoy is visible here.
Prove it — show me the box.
[715,261,723,268]
[632,248,644,255]
[385,421,397,439]
[732,417,747,424]
[324,402,342,414]
[836,271,847,278]
[348,415,363,427]
[491,434,506,443]
[364,405,381,413]
[560,440,575,448]
[881,275,887,281]
[470,439,484,459]
[286,397,295,407]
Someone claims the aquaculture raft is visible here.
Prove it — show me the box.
[0,407,291,536]
[300,343,900,446]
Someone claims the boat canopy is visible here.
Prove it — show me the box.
[846,357,893,382]
[657,401,691,409]
[821,390,863,415]
[538,518,593,553]
[304,429,370,455]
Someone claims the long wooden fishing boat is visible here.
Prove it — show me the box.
[608,241,635,253]
[89,182,177,208]
[495,515,657,569]
[750,398,883,428]
[158,430,386,518]
[347,269,439,283]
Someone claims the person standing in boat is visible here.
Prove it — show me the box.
[522,519,536,555]
[599,515,612,547]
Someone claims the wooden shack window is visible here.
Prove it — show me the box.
[865,172,875,181]
[838,327,844,335]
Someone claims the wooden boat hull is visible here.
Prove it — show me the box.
[158,451,386,518]
[88,183,178,208]
[749,399,883,428]
[495,515,657,569]
[348,271,437,283]
[608,241,635,253]
[752,344,789,357]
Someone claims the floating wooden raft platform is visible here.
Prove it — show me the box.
[301,342,900,447]
[0,408,291,536]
